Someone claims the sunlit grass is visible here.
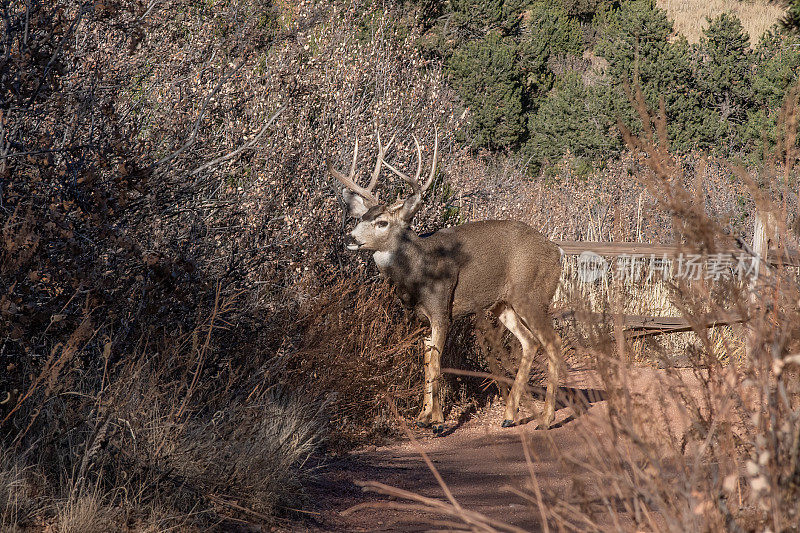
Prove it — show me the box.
[658,0,785,43]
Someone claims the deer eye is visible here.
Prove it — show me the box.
[375,220,389,228]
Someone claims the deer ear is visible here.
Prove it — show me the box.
[341,188,370,218]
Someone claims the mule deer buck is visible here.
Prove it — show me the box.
[327,129,562,430]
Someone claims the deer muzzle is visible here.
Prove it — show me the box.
[344,234,362,251]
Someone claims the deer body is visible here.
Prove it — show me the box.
[376,220,558,316]
[329,131,562,430]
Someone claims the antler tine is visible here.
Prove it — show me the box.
[382,133,436,198]
[383,142,420,195]
[412,134,423,182]
[326,137,379,205]
[366,130,394,193]
[419,129,438,195]
[349,137,359,180]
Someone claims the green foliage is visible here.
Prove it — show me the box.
[751,30,800,110]
[558,0,608,18]
[696,13,752,131]
[523,73,617,170]
[595,0,673,86]
[594,1,713,151]
[429,0,800,169]
[781,0,800,34]
[447,32,525,147]
[518,2,584,97]
[449,0,527,36]
[743,29,800,154]
[444,1,587,149]
[657,36,716,152]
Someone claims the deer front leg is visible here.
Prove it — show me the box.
[416,321,447,429]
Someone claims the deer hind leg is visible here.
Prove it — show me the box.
[416,320,447,429]
[498,304,562,428]
[496,305,539,427]
[518,308,562,429]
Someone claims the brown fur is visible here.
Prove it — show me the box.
[329,133,563,429]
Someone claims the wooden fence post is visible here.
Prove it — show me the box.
[747,209,777,359]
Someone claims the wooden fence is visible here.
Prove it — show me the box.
[556,240,800,266]
[553,231,794,338]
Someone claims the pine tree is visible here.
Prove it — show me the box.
[447,32,526,147]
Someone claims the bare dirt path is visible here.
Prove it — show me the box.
[302,368,699,532]
[304,370,640,532]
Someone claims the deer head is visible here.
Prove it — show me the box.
[327,129,438,253]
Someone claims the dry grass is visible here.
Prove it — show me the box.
[0,450,31,532]
[0,288,329,530]
[55,490,119,533]
[657,0,785,42]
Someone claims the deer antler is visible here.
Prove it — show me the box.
[327,130,394,206]
[383,129,438,219]
[367,130,394,192]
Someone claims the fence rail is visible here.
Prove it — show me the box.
[553,240,766,339]
[555,240,800,266]
[554,309,744,339]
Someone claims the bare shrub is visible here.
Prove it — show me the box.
[291,277,425,446]
[547,90,800,531]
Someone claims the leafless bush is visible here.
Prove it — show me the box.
[548,89,800,531]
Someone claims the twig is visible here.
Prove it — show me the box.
[190,102,287,177]
[175,281,222,420]
[207,493,272,522]
[151,60,245,170]
[26,2,92,107]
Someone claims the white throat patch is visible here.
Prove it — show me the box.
[372,250,395,269]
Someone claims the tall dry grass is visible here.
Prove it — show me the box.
[0,286,329,530]
[657,0,784,42]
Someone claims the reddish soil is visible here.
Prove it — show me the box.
[306,369,699,532]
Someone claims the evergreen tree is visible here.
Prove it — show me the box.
[743,29,800,154]
[518,2,584,98]
[595,1,706,149]
[696,12,752,150]
[595,0,673,90]
[447,32,526,147]
[524,73,617,169]
[449,0,527,37]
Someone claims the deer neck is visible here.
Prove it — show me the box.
[371,229,422,280]
[372,250,396,270]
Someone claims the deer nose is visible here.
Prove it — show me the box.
[344,234,361,250]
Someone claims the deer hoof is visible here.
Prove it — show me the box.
[501,419,515,428]
[431,424,445,436]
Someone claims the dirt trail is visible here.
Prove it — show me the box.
[308,369,696,532]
